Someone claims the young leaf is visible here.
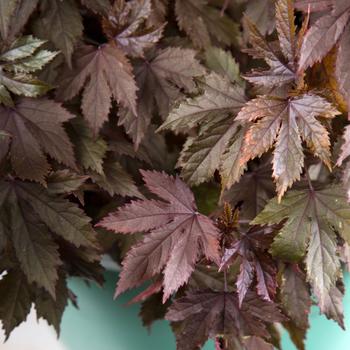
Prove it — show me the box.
[237,94,339,199]
[220,226,277,305]
[57,43,138,135]
[237,1,341,199]
[98,170,220,301]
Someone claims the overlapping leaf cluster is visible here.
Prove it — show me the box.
[2,0,350,349]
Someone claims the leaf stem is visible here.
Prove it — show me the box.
[305,168,314,192]
[223,269,228,292]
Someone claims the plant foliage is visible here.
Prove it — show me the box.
[1,0,350,349]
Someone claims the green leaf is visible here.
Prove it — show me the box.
[0,36,56,104]
[254,185,350,309]
[90,158,143,198]
[219,126,247,191]
[47,170,88,195]
[67,117,108,175]
[178,118,239,186]
[205,47,243,85]
[1,35,46,62]
[159,72,245,133]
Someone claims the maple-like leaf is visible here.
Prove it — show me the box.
[175,0,239,48]
[336,25,350,110]
[6,190,61,297]
[245,0,275,36]
[177,118,240,186]
[0,35,57,106]
[7,179,98,248]
[98,170,220,301]
[253,185,350,311]
[159,71,246,187]
[237,0,341,199]
[323,284,345,329]
[67,117,108,175]
[33,0,83,67]
[57,43,138,135]
[0,177,99,303]
[294,0,333,12]
[0,0,19,41]
[205,46,243,85]
[81,0,111,15]
[166,290,285,350]
[90,156,143,198]
[2,1,40,42]
[221,160,275,220]
[244,337,274,350]
[237,94,339,200]
[47,169,88,195]
[119,47,205,148]
[159,72,245,135]
[297,0,350,109]
[280,265,311,331]
[102,0,165,57]
[35,274,69,335]
[0,270,32,338]
[299,1,350,71]
[220,225,277,305]
[139,291,170,329]
[0,98,76,183]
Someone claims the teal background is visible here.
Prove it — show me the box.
[60,272,350,350]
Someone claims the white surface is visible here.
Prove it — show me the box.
[0,308,67,350]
